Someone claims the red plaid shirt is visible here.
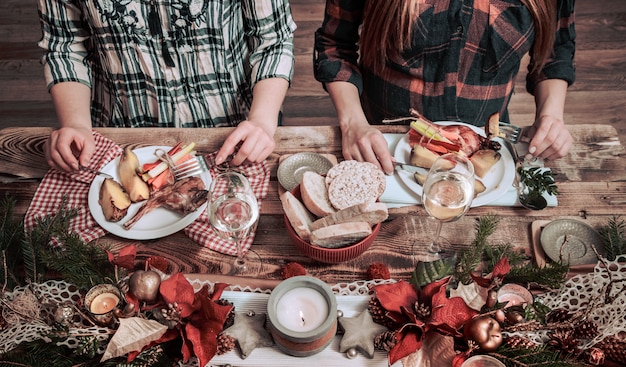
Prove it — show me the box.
[313,0,575,126]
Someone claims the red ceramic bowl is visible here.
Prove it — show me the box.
[284,185,380,264]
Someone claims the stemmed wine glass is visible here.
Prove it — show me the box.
[421,153,475,254]
[207,171,261,275]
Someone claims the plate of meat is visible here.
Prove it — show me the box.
[393,121,515,207]
[88,146,211,240]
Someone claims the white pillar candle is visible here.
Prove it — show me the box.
[90,292,120,314]
[275,287,329,333]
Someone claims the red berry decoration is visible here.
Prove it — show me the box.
[281,262,307,279]
[367,263,391,280]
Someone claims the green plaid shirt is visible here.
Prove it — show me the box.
[38,0,296,127]
[314,0,575,125]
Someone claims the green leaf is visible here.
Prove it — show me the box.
[411,255,456,288]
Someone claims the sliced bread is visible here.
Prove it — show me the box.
[310,221,372,248]
[300,171,336,217]
[310,202,388,231]
[280,191,315,241]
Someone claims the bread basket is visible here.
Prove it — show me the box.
[284,185,380,264]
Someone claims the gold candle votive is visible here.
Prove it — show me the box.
[267,276,337,357]
[84,284,122,326]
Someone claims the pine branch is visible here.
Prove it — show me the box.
[456,214,499,284]
[0,196,26,289]
[598,215,626,261]
[489,344,587,367]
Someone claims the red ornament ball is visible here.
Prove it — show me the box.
[367,263,391,280]
[281,262,307,279]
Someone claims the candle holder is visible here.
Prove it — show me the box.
[84,284,122,326]
[267,276,337,357]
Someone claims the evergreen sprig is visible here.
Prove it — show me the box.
[489,344,587,367]
[456,214,499,284]
[598,215,626,260]
[0,195,25,290]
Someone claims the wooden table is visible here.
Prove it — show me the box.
[1,125,625,285]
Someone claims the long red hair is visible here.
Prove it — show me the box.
[360,0,556,74]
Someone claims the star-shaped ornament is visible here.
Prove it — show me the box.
[222,311,274,359]
[338,310,388,358]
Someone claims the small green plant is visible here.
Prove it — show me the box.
[517,166,558,196]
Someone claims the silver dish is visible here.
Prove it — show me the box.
[540,219,604,265]
[277,152,333,191]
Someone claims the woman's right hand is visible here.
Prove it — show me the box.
[45,126,95,172]
[341,119,395,175]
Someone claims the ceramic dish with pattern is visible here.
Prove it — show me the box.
[88,146,211,240]
[277,152,334,191]
[540,219,604,265]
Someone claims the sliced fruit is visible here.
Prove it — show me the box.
[471,149,501,178]
[119,147,151,202]
[99,178,131,222]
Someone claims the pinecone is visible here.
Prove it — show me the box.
[216,298,235,329]
[547,329,579,355]
[593,336,626,365]
[545,308,572,323]
[573,319,598,339]
[505,335,538,349]
[216,333,236,355]
[368,297,398,329]
[374,330,398,351]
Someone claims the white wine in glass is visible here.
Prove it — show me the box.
[421,153,475,254]
[208,171,261,275]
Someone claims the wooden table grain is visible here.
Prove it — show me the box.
[0,125,625,285]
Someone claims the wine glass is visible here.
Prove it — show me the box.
[421,153,475,254]
[208,171,261,275]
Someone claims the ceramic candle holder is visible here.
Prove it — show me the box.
[84,284,122,326]
[267,276,337,357]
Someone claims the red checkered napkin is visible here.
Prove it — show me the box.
[24,131,122,244]
[185,153,270,256]
[24,132,270,256]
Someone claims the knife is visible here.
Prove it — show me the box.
[393,161,428,175]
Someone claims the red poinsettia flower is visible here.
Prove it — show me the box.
[106,244,136,270]
[470,257,510,288]
[373,278,478,365]
[127,274,232,367]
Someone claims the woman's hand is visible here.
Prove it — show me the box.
[524,115,573,161]
[217,119,276,166]
[45,126,95,172]
[341,121,395,175]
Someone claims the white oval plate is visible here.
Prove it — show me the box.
[88,146,211,240]
[393,121,515,207]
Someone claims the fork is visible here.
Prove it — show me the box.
[498,122,523,143]
[172,155,210,180]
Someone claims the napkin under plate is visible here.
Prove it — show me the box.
[380,134,558,209]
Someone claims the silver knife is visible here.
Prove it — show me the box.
[393,161,428,175]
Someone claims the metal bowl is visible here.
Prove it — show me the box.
[277,153,333,191]
[540,219,604,265]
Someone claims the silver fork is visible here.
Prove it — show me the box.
[172,155,210,180]
[498,122,523,143]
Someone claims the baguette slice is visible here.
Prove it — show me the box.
[310,221,372,248]
[300,171,336,217]
[280,191,315,241]
[310,202,388,231]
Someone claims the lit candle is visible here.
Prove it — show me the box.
[90,292,120,314]
[84,284,122,326]
[275,287,329,333]
[267,276,338,357]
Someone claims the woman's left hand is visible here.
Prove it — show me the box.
[524,115,573,161]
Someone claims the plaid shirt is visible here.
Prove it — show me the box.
[38,0,296,128]
[314,0,575,125]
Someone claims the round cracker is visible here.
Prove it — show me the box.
[328,167,386,210]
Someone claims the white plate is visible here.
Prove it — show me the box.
[88,146,211,240]
[393,121,515,207]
